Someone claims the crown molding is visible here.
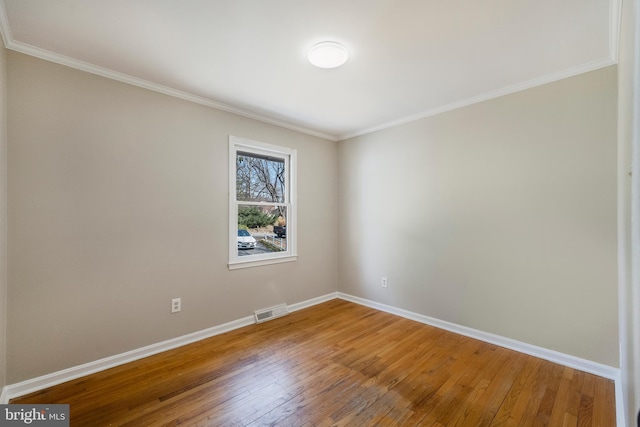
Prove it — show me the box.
[337,0,621,141]
[0,0,621,144]
[9,40,338,142]
[337,56,617,141]
[0,0,337,142]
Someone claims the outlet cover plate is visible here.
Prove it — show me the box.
[171,298,181,313]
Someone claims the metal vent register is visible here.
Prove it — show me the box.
[254,304,289,323]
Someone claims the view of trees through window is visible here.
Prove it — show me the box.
[236,151,288,256]
[236,151,285,205]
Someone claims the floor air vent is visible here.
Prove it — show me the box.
[254,304,289,323]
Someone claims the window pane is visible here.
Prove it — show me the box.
[229,136,296,268]
[236,205,287,257]
[236,151,285,203]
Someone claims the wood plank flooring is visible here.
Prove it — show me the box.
[11,299,616,426]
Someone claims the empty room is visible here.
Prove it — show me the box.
[0,1,639,426]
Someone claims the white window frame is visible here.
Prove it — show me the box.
[228,135,297,270]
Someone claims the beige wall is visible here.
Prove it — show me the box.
[2,47,623,385]
[0,45,7,390]
[6,51,338,383]
[338,66,619,367]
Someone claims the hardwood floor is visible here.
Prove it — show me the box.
[12,299,616,426]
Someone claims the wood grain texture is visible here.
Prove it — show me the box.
[11,299,616,426]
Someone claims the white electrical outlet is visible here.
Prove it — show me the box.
[381,277,388,288]
[171,298,181,313]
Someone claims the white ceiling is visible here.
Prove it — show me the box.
[0,0,619,141]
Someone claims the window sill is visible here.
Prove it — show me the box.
[228,254,298,270]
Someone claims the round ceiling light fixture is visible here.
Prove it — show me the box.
[308,41,349,69]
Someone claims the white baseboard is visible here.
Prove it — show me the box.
[1,292,339,403]
[337,292,619,379]
[1,315,256,402]
[336,292,626,427]
[288,292,338,313]
[2,290,624,427]
[0,386,9,405]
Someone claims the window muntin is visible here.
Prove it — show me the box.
[229,136,296,269]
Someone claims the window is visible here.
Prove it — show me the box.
[229,136,297,269]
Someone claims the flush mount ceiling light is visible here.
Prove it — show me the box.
[308,41,349,69]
